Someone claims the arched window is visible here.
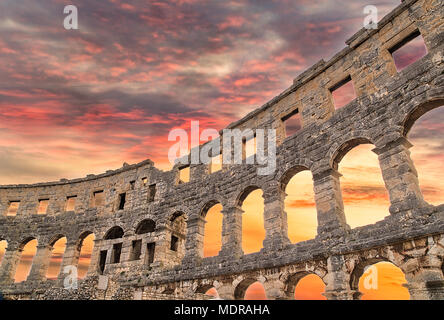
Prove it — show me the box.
[202,201,223,257]
[405,104,444,206]
[335,142,390,228]
[135,219,156,234]
[294,274,326,300]
[352,261,409,300]
[282,167,317,243]
[104,226,124,240]
[78,233,95,279]
[14,238,37,283]
[238,187,264,254]
[234,279,267,300]
[46,236,67,279]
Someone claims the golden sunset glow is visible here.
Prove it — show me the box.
[14,239,37,283]
[203,204,223,257]
[46,237,66,280]
[241,190,265,254]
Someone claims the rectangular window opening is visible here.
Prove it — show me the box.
[282,108,302,137]
[130,180,136,190]
[6,201,20,216]
[178,166,190,184]
[170,235,179,252]
[93,190,105,207]
[210,154,222,174]
[65,196,77,212]
[148,184,156,202]
[37,199,49,215]
[99,250,107,274]
[330,75,356,110]
[389,30,428,72]
[130,240,142,261]
[142,177,148,186]
[146,242,155,266]
[112,243,122,264]
[118,193,126,210]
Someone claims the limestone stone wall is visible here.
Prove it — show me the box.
[0,0,443,300]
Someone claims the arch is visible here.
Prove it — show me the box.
[350,260,409,300]
[336,142,391,229]
[14,237,38,283]
[286,272,326,300]
[135,219,156,234]
[281,166,317,243]
[402,98,444,136]
[280,165,310,191]
[46,236,67,279]
[331,137,373,170]
[234,278,260,300]
[236,186,260,207]
[104,226,124,240]
[195,284,219,299]
[77,232,95,279]
[239,187,265,254]
[201,201,223,257]
[403,103,444,206]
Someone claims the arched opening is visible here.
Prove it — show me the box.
[0,239,7,266]
[244,282,267,300]
[335,141,390,229]
[14,238,37,283]
[282,167,317,243]
[196,285,220,299]
[135,219,156,234]
[46,236,67,279]
[202,201,223,257]
[169,211,187,260]
[351,260,409,300]
[78,233,95,279]
[104,226,124,240]
[405,104,444,206]
[293,274,326,300]
[238,187,264,254]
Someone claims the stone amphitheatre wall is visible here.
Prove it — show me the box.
[0,0,443,300]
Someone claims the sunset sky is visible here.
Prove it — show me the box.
[0,0,442,300]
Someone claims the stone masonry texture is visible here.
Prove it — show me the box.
[0,0,443,300]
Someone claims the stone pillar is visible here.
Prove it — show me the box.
[323,255,356,300]
[217,282,235,300]
[403,239,444,300]
[0,243,22,285]
[312,168,349,236]
[182,216,206,265]
[57,240,80,281]
[27,244,52,282]
[219,206,243,259]
[86,240,102,277]
[373,137,427,214]
[263,278,289,300]
[262,184,290,250]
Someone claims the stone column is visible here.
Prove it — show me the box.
[323,255,356,300]
[182,216,206,265]
[27,244,52,282]
[217,282,235,300]
[373,137,427,214]
[218,206,243,259]
[86,240,102,277]
[0,243,22,285]
[57,240,80,282]
[263,278,289,300]
[403,240,444,300]
[262,184,290,250]
[312,168,349,236]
